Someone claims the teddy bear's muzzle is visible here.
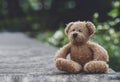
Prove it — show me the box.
[73,33,78,38]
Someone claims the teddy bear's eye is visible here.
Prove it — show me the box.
[79,29,82,32]
[72,29,75,31]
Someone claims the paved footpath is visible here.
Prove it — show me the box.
[0,32,119,82]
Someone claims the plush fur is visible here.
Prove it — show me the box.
[54,21,109,73]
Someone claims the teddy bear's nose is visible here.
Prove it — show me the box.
[73,33,77,38]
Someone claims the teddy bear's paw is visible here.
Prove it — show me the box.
[55,58,82,73]
[84,61,109,73]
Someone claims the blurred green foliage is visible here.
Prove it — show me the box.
[36,1,120,71]
[0,0,114,32]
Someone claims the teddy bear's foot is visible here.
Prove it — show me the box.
[55,58,82,73]
[84,61,109,73]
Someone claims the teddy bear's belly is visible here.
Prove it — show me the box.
[70,47,93,65]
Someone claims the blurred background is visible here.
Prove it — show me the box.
[0,0,120,71]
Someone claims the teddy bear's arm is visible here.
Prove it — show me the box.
[88,42,109,62]
[54,43,71,61]
[84,42,109,73]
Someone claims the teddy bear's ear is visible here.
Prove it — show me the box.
[86,21,96,36]
[65,22,74,35]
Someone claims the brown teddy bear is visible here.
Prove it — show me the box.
[54,21,109,73]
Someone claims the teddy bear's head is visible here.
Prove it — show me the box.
[65,21,96,45]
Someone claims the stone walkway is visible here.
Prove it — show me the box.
[0,32,119,82]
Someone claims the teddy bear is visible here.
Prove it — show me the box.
[54,21,109,73]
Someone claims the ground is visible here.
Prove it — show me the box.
[0,32,118,82]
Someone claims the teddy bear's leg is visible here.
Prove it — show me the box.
[84,61,109,73]
[55,58,82,73]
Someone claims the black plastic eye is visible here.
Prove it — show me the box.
[79,29,82,32]
[72,29,75,31]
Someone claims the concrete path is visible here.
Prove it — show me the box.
[0,32,119,82]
